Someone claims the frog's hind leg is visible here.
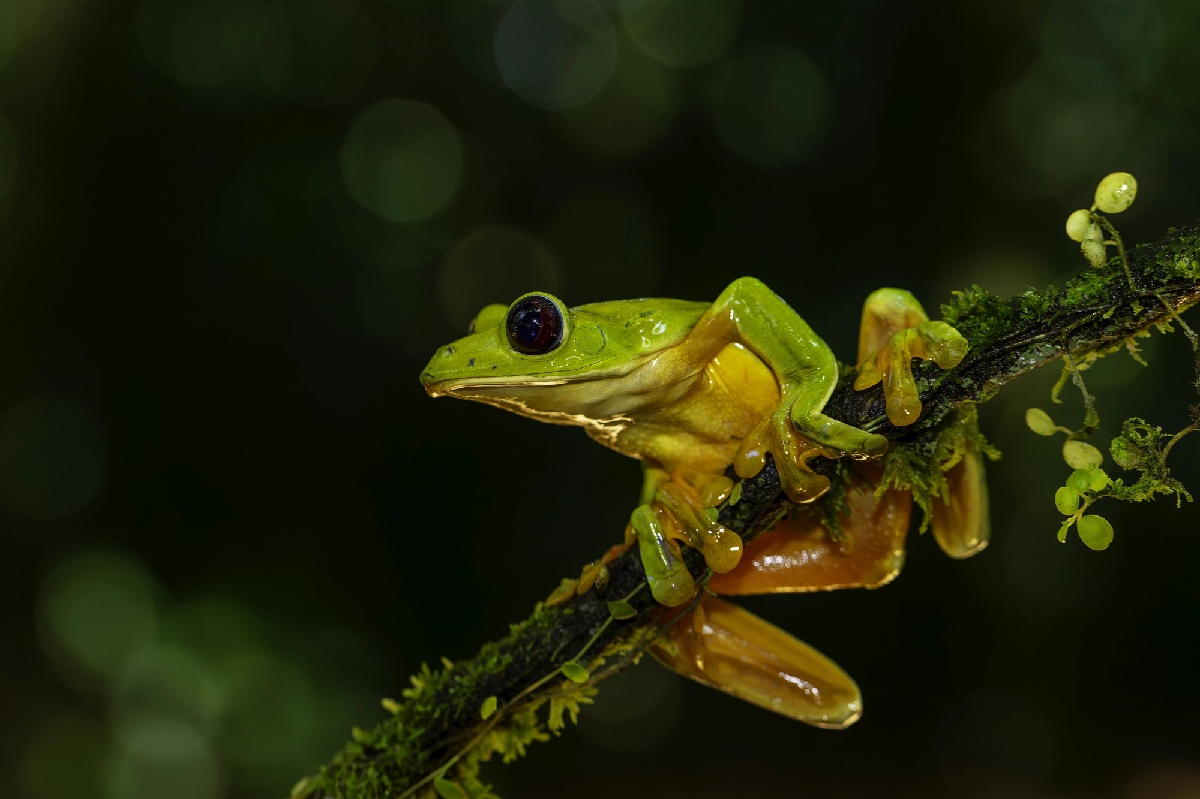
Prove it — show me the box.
[649,594,861,727]
[708,465,912,595]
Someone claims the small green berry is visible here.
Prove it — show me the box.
[1063,440,1103,470]
[1025,407,1057,436]
[1094,172,1137,214]
[1065,469,1090,492]
[1055,486,1080,515]
[1081,240,1107,268]
[1076,514,1114,550]
[1065,209,1092,242]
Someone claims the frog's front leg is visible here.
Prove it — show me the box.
[854,289,988,557]
[687,277,889,504]
[630,467,742,607]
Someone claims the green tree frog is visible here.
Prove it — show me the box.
[421,278,987,727]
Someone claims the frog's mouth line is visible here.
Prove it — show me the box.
[422,376,570,399]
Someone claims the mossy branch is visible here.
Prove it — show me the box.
[293,223,1200,799]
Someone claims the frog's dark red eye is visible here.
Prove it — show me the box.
[506,295,564,355]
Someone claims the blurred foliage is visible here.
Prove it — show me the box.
[1,1,1199,797]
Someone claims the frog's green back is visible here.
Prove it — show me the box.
[571,297,709,362]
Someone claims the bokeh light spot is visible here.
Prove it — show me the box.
[107,718,224,799]
[494,0,617,110]
[20,715,111,799]
[0,113,18,202]
[1041,0,1165,97]
[257,0,377,107]
[438,226,559,330]
[158,596,266,663]
[620,0,742,68]
[578,660,681,751]
[997,64,1166,202]
[0,394,107,519]
[559,43,680,159]
[37,551,157,681]
[216,651,320,768]
[547,185,663,298]
[337,198,441,271]
[1040,98,1136,193]
[339,99,464,223]
[711,46,830,168]
[111,645,223,739]
[136,0,259,88]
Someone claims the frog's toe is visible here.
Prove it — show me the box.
[918,320,968,370]
[857,431,889,458]
[630,505,697,607]
[734,415,835,504]
[649,563,697,607]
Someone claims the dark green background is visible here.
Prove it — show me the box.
[2,1,1199,797]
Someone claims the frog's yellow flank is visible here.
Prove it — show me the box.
[422,278,988,727]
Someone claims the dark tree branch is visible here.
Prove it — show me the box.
[294,224,1200,799]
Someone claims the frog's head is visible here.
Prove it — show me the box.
[420,291,698,419]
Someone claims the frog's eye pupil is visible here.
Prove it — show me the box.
[506,295,563,355]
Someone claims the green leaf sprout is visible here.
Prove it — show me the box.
[561,661,589,683]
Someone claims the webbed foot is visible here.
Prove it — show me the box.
[709,463,912,595]
[930,431,990,558]
[650,595,862,727]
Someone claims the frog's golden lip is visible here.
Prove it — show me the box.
[421,375,571,398]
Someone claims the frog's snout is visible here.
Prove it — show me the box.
[421,371,442,396]
[421,342,489,396]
